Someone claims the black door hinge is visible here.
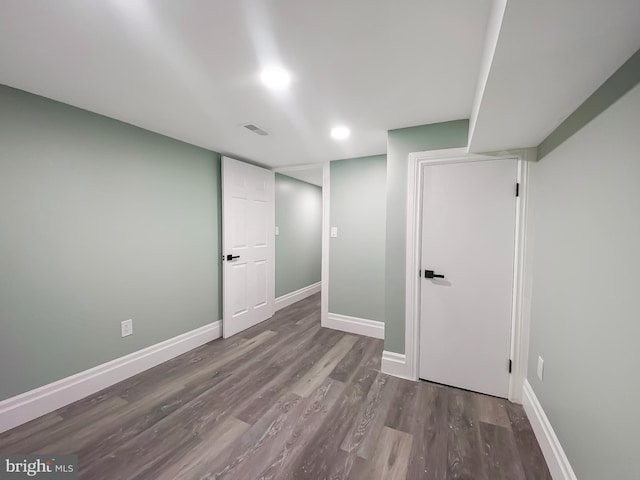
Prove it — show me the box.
[515,183,520,197]
[508,359,513,373]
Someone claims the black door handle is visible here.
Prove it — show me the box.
[226,254,240,261]
[424,269,445,279]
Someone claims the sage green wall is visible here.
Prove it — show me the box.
[527,79,640,478]
[538,48,640,160]
[275,173,322,297]
[0,85,222,402]
[385,120,469,353]
[329,155,386,321]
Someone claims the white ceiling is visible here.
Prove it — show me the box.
[0,0,492,168]
[0,1,639,168]
[468,0,640,153]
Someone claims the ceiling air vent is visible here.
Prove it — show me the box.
[242,123,269,136]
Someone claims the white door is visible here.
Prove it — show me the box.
[419,159,517,398]
[222,156,275,338]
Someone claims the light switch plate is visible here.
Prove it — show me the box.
[121,319,133,337]
[537,356,544,380]
[330,227,338,238]
[275,226,279,236]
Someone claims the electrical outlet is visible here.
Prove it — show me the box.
[330,227,338,238]
[537,356,544,380]
[275,226,279,236]
[121,319,133,338]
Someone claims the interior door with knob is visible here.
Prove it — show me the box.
[419,158,517,398]
[222,156,275,338]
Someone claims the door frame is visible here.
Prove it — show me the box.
[272,162,330,328]
[404,147,536,402]
[321,162,330,328]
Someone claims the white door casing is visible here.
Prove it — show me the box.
[401,147,534,402]
[419,158,517,398]
[222,156,275,338]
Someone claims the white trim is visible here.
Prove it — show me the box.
[404,147,474,383]
[275,282,322,311]
[325,313,384,339]
[403,147,533,402]
[522,380,577,480]
[0,320,221,434]
[381,351,412,380]
[508,149,536,401]
[321,162,330,328]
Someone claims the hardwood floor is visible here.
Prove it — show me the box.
[0,293,551,479]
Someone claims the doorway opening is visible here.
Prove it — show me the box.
[273,163,328,326]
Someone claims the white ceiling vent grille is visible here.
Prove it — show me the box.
[242,123,269,136]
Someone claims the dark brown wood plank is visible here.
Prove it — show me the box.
[77,333,308,477]
[1,396,128,454]
[114,329,278,404]
[197,392,305,479]
[384,377,422,434]
[62,331,248,416]
[246,378,347,480]
[291,364,379,479]
[21,329,279,463]
[476,393,512,428]
[406,381,450,480]
[479,422,527,480]
[340,371,399,460]
[344,453,373,480]
[447,388,488,480]
[330,335,381,384]
[290,334,358,397]
[156,416,251,480]
[505,401,553,480]
[0,412,64,452]
[77,312,334,476]
[70,323,321,466]
[368,426,413,480]
[234,327,344,425]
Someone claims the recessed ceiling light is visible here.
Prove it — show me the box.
[331,126,350,140]
[260,66,291,90]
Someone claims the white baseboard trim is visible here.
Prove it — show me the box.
[381,351,414,380]
[323,312,384,339]
[0,320,221,434]
[275,282,321,311]
[522,380,577,480]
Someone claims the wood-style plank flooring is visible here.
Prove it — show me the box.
[0,293,551,479]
